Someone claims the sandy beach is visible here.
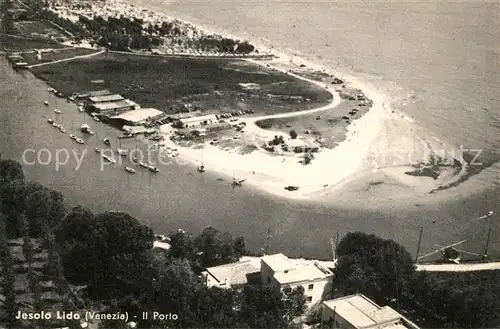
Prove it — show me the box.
[52,0,468,201]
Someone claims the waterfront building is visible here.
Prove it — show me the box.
[88,94,125,104]
[177,114,217,128]
[321,294,420,329]
[201,259,261,289]
[261,253,333,307]
[111,108,164,126]
[91,99,138,115]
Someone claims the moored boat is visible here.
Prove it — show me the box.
[93,116,100,122]
[54,109,62,114]
[139,162,148,168]
[95,148,100,153]
[44,101,49,105]
[69,134,77,140]
[197,165,205,173]
[125,167,136,173]
[59,127,66,133]
[148,165,159,173]
[76,138,84,144]
[103,138,111,146]
[47,118,54,124]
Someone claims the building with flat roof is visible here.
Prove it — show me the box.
[89,94,124,103]
[91,99,138,114]
[261,253,333,307]
[111,108,163,125]
[201,259,261,289]
[178,114,217,128]
[321,294,420,329]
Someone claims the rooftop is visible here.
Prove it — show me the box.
[261,253,296,272]
[273,262,333,285]
[92,99,137,111]
[179,114,217,123]
[111,108,163,122]
[204,259,260,286]
[89,94,124,103]
[322,294,413,329]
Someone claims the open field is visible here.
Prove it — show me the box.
[30,52,332,114]
[14,20,63,38]
[0,34,65,51]
[21,47,96,65]
[255,97,368,148]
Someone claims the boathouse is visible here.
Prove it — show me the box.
[177,114,217,128]
[111,108,164,125]
[91,99,138,115]
[88,94,124,104]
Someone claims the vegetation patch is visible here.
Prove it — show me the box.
[30,52,332,114]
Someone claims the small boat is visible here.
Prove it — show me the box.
[125,167,136,174]
[95,148,101,153]
[59,127,66,133]
[139,162,148,168]
[78,106,85,112]
[197,165,205,173]
[47,118,54,124]
[103,138,111,146]
[148,165,159,173]
[69,96,75,101]
[118,133,134,139]
[69,134,77,140]
[93,116,100,122]
[44,101,49,105]
[284,185,300,191]
[47,87,54,92]
[75,138,84,144]
[486,211,494,217]
[132,157,139,163]
[80,124,89,133]
[52,123,60,128]
[54,109,62,114]
[108,157,116,164]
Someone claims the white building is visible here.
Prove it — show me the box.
[321,294,420,329]
[260,253,333,307]
[201,258,260,289]
[178,114,217,128]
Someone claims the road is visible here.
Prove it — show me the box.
[27,50,105,68]
[416,262,500,272]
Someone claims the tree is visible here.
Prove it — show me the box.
[332,232,415,306]
[0,159,24,184]
[194,227,243,267]
[1,251,18,326]
[289,129,298,139]
[168,229,196,260]
[240,284,287,328]
[282,285,307,322]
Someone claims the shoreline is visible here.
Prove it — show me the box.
[6,0,475,202]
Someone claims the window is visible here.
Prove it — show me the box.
[284,270,289,273]
[306,296,312,302]
[308,283,314,290]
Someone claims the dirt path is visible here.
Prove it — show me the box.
[416,262,500,272]
[27,50,105,68]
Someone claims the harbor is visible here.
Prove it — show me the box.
[0,56,498,259]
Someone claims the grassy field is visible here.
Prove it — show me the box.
[14,20,61,37]
[21,47,97,65]
[0,34,66,51]
[30,52,332,114]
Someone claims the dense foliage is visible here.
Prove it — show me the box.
[333,232,500,328]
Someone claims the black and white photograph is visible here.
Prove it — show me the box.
[0,0,499,328]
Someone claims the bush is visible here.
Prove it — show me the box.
[289,129,298,139]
